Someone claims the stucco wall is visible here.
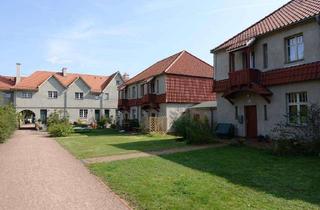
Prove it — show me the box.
[165,103,194,131]
[216,80,320,137]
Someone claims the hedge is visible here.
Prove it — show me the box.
[0,104,17,143]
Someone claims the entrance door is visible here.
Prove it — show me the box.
[95,110,100,121]
[245,105,257,138]
[40,109,47,124]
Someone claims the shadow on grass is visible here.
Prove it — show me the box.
[160,146,320,206]
[111,141,320,206]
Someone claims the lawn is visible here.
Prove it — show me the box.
[57,129,185,159]
[90,146,320,210]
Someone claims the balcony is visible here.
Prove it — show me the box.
[118,99,128,111]
[213,68,261,92]
[141,94,156,105]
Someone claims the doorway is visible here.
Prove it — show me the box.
[95,110,100,121]
[244,105,257,138]
[40,109,47,124]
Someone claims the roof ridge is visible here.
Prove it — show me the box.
[125,51,183,84]
[164,50,185,73]
[211,0,298,52]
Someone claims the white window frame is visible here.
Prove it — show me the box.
[79,109,88,118]
[287,92,308,125]
[48,91,58,99]
[75,92,84,100]
[286,34,304,63]
[22,92,32,98]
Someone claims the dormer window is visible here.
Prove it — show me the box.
[22,92,32,98]
[286,34,304,63]
[48,91,58,99]
[75,92,84,100]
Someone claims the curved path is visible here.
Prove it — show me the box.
[0,130,130,210]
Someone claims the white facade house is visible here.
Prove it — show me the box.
[211,0,320,138]
[0,66,124,125]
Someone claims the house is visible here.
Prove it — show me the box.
[187,101,217,128]
[118,50,215,131]
[211,0,320,138]
[0,64,124,125]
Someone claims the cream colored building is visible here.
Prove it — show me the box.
[211,0,320,138]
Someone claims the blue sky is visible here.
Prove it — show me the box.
[0,0,288,77]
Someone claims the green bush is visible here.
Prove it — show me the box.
[0,104,17,143]
[97,116,111,128]
[173,113,215,144]
[272,139,320,156]
[47,111,73,137]
[48,122,73,137]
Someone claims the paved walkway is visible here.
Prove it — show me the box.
[82,143,227,164]
[0,130,130,210]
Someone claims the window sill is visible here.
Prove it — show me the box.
[285,59,304,65]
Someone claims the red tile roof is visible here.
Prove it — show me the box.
[213,0,320,52]
[0,71,117,93]
[125,50,213,85]
[166,74,215,103]
[0,76,16,91]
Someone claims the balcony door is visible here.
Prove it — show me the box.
[244,105,257,138]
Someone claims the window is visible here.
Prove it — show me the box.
[132,109,137,119]
[48,91,58,99]
[4,93,11,98]
[105,93,109,100]
[287,92,308,125]
[263,43,268,69]
[242,52,249,69]
[229,53,235,72]
[116,80,120,85]
[75,92,84,100]
[286,34,304,62]
[22,92,32,98]
[140,84,144,96]
[150,82,155,93]
[264,105,268,121]
[156,79,159,93]
[104,109,110,118]
[235,106,238,120]
[132,86,136,98]
[250,51,255,68]
[79,109,88,118]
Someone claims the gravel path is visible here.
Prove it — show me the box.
[0,130,130,210]
[82,143,227,164]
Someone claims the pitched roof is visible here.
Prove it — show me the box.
[0,76,16,91]
[213,0,320,52]
[1,71,117,93]
[125,50,213,85]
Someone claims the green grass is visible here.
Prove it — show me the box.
[90,146,320,210]
[57,129,185,159]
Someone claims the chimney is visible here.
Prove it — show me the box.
[122,73,129,81]
[62,67,67,76]
[15,63,21,84]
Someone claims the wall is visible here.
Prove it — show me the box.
[216,80,320,137]
[165,103,194,131]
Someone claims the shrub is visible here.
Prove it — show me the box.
[48,122,73,137]
[47,110,73,137]
[97,116,111,128]
[173,113,215,144]
[0,104,17,143]
[272,104,320,156]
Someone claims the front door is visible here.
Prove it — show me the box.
[245,105,257,138]
[40,109,47,124]
[95,110,100,121]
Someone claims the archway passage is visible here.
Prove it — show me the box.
[19,110,36,129]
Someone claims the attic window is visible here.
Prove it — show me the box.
[75,92,84,100]
[22,92,32,98]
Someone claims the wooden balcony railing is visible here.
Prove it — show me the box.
[213,61,320,93]
[141,94,156,105]
[229,69,261,87]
